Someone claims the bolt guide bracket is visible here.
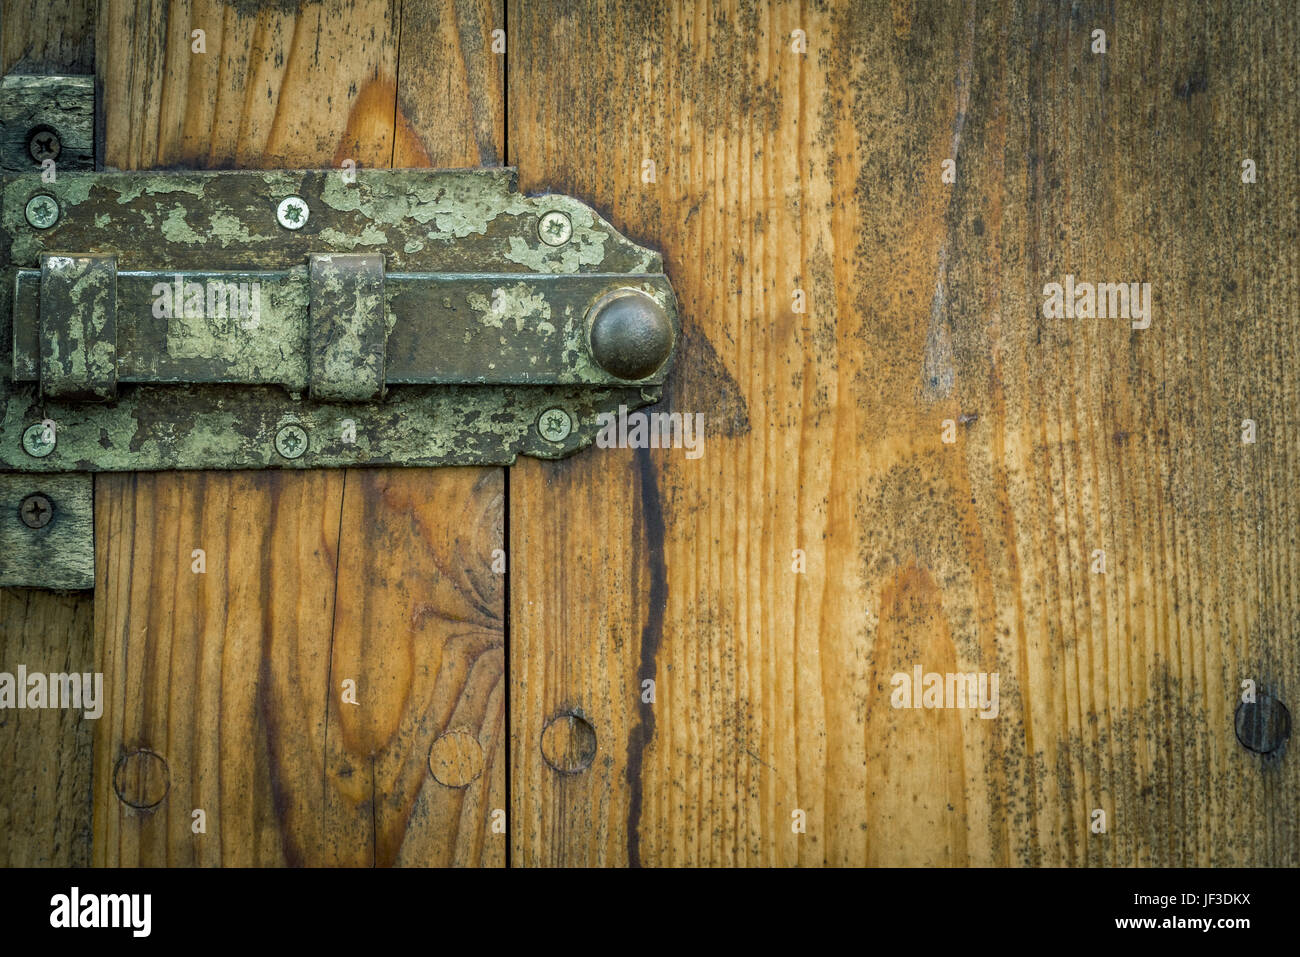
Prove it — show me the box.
[0,86,680,589]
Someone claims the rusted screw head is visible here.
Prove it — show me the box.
[537,408,572,443]
[27,127,61,163]
[19,493,53,529]
[276,195,309,230]
[22,423,56,457]
[587,288,674,380]
[275,424,309,459]
[538,210,572,246]
[24,194,59,229]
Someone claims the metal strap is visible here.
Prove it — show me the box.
[39,253,118,401]
[308,253,386,401]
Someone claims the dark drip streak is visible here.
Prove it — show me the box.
[625,446,666,867]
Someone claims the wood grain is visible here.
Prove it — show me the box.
[391,0,503,168]
[325,469,505,867]
[507,0,1299,865]
[96,0,400,169]
[1,0,95,75]
[91,0,507,866]
[351,0,507,866]
[93,470,345,865]
[0,589,95,865]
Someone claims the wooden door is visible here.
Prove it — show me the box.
[2,0,1297,868]
[4,0,507,868]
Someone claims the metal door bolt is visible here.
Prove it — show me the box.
[276,196,309,229]
[19,494,53,529]
[2,169,677,481]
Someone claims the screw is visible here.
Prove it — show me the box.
[27,128,61,163]
[277,196,310,230]
[537,408,572,442]
[22,423,56,457]
[24,194,59,229]
[275,424,309,459]
[19,493,53,529]
[538,210,572,246]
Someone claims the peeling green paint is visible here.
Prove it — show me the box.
[467,282,553,332]
[160,206,202,244]
[0,168,679,474]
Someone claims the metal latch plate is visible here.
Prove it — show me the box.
[0,167,679,472]
[0,166,680,588]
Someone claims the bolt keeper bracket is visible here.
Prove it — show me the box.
[0,167,680,588]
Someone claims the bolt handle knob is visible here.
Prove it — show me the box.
[588,289,674,381]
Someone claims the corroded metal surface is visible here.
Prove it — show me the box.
[308,253,386,401]
[1,168,661,272]
[9,268,676,386]
[0,383,656,471]
[38,253,118,400]
[0,167,680,472]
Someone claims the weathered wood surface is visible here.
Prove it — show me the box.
[0,475,95,589]
[4,0,1297,870]
[0,589,95,866]
[91,0,506,866]
[508,1,1299,865]
[0,74,95,170]
[1,0,95,75]
[0,0,97,870]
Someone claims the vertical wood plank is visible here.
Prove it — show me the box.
[323,0,507,868]
[96,0,403,170]
[327,470,504,867]
[91,0,507,866]
[0,0,98,870]
[0,591,95,866]
[93,471,345,866]
[391,0,503,167]
[507,0,1299,865]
